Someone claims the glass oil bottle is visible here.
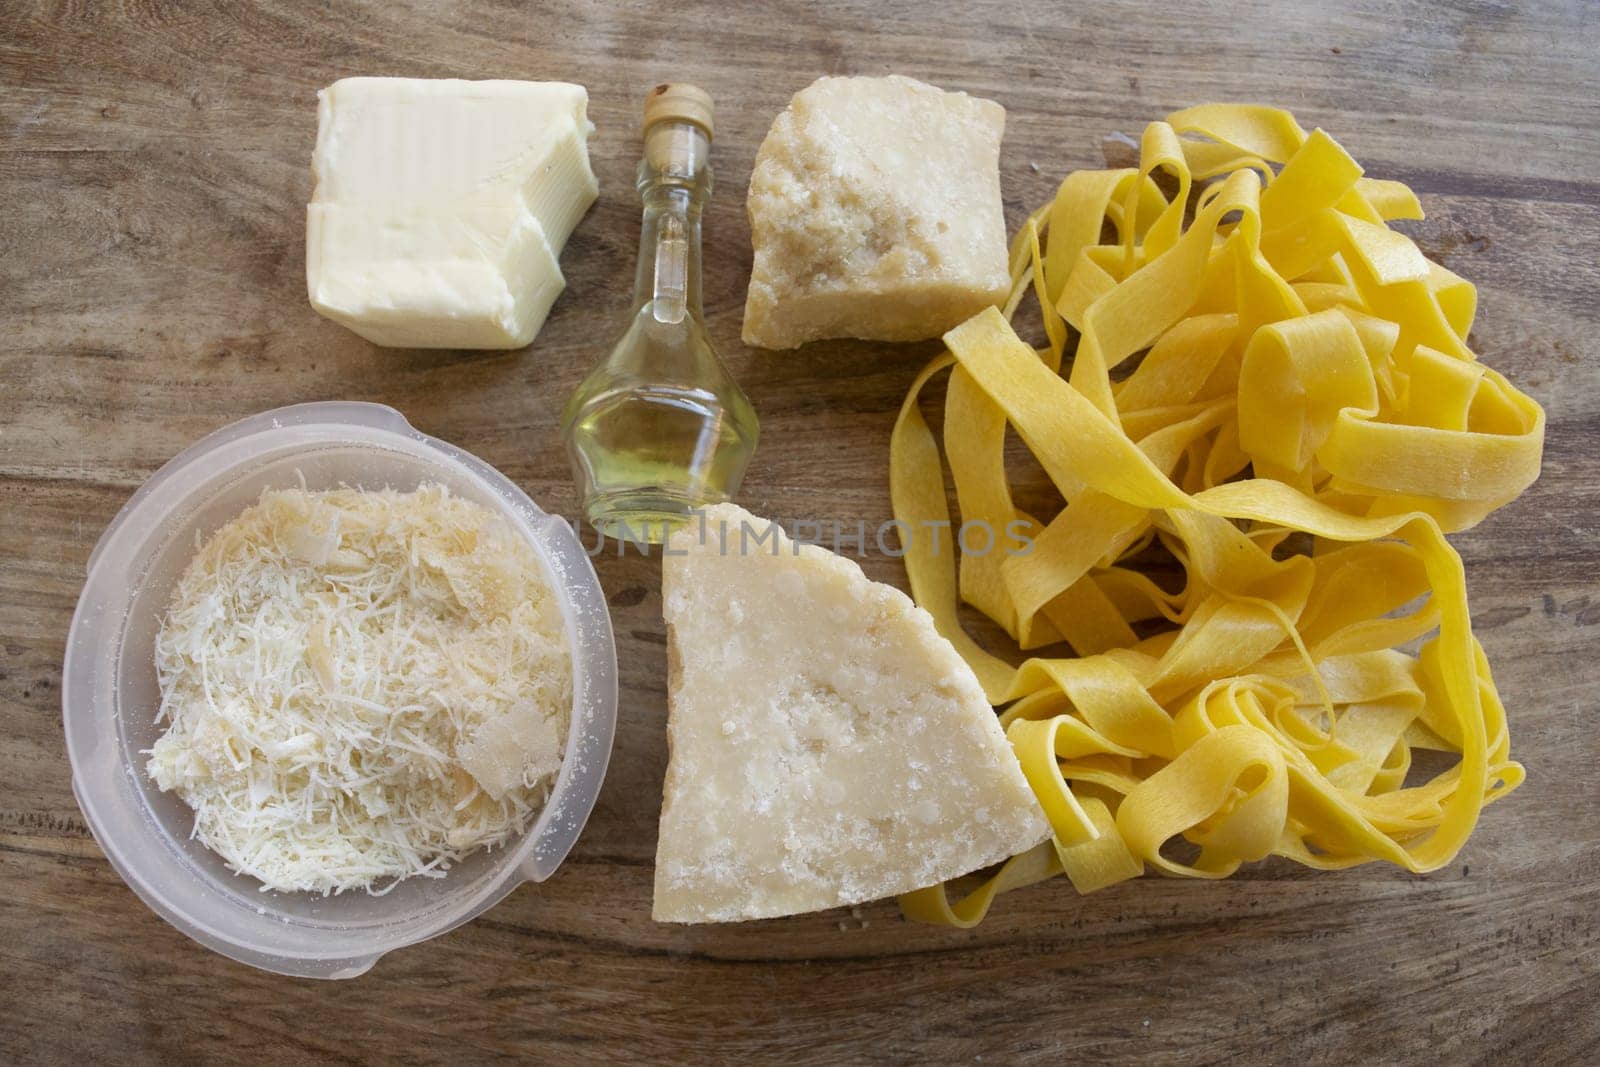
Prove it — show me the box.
[560,84,759,545]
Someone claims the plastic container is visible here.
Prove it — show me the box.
[62,402,617,979]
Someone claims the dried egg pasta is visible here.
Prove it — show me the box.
[890,105,1544,926]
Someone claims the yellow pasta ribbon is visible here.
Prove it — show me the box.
[893,105,1542,925]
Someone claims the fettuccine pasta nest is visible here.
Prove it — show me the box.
[892,104,1544,926]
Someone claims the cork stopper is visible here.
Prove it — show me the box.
[643,83,714,142]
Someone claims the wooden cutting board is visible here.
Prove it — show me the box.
[2,1,1596,1062]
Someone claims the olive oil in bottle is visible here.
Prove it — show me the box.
[561,84,758,545]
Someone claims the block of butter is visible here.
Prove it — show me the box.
[741,75,1010,350]
[307,77,598,350]
[653,504,1049,922]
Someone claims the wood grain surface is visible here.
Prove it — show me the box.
[3,1,1597,1063]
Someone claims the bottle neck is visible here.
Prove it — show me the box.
[631,121,711,323]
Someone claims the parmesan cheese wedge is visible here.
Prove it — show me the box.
[741,75,1011,349]
[653,504,1049,922]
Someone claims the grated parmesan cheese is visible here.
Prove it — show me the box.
[147,483,571,895]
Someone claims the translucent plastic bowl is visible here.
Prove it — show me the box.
[62,402,617,978]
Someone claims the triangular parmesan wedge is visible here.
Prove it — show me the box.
[653,503,1049,922]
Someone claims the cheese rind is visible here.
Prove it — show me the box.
[653,504,1049,922]
[742,75,1011,350]
[307,77,597,350]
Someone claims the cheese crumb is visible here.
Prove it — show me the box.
[146,484,571,895]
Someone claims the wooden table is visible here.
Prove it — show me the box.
[4,1,1596,1062]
